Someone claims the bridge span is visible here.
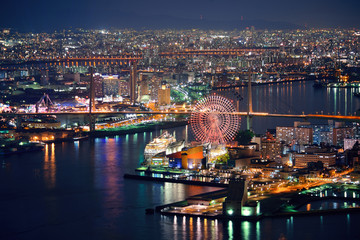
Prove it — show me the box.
[1,111,360,122]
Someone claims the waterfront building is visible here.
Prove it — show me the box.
[181,146,204,170]
[168,145,204,169]
[223,179,248,216]
[17,129,77,142]
[223,179,260,217]
[21,116,61,129]
[293,152,336,168]
[168,152,182,168]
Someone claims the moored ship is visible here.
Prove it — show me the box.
[0,139,45,155]
[144,131,176,163]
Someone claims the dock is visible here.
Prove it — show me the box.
[124,174,228,188]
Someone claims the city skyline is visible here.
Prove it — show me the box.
[1,6,360,237]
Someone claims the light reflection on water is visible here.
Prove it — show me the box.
[156,215,360,240]
[219,81,360,133]
[0,129,359,239]
[298,200,360,211]
[44,143,56,189]
[1,82,360,239]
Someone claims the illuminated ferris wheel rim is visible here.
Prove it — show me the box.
[190,95,240,144]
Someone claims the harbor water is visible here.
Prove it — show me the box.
[1,81,360,239]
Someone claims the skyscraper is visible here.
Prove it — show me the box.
[129,61,137,104]
[158,83,171,105]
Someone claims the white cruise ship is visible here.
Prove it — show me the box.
[144,131,176,161]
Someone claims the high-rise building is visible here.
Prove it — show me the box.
[333,127,354,147]
[158,83,171,105]
[118,77,129,97]
[40,70,49,85]
[129,61,137,104]
[294,127,313,145]
[276,126,294,144]
[312,124,333,145]
[103,75,120,97]
[276,122,317,145]
[93,74,103,98]
[139,75,149,97]
[149,74,161,101]
[261,136,282,161]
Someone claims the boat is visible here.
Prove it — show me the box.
[327,82,360,88]
[73,134,89,141]
[0,140,45,155]
[354,92,360,97]
[144,131,176,162]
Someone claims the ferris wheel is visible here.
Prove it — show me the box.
[190,95,240,144]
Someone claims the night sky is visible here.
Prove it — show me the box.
[1,0,359,31]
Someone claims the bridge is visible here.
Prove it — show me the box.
[0,48,279,68]
[0,55,143,69]
[0,50,354,132]
[159,48,279,57]
[1,111,359,124]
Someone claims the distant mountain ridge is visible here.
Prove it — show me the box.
[0,12,304,32]
[111,14,304,30]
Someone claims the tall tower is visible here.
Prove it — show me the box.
[89,67,96,132]
[247,70,253,130]
[130,61,137,104]
[89,67,95,112]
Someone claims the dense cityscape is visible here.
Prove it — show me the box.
[1,26,360,240]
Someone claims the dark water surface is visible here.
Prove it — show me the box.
[219,80,360,133]
[1,82,360,239]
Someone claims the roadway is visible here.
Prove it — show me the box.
[1,111,360,122]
